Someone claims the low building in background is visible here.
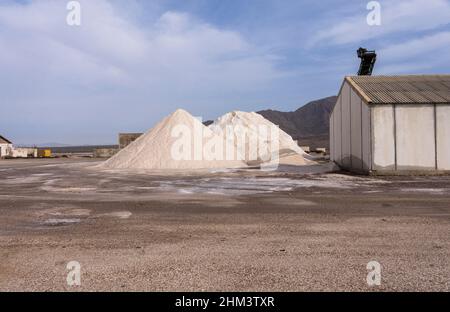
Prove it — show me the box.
[300,146,310,153]
[11,147,38,158]
[119,133,143,149]
[37,149,52,158]
[0,136,50,159]
[0,135,13,158]
[315,147,327,154]
[94,148,119,158]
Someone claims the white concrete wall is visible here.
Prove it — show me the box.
[341,83,351,169]
[350,88,362,170]
[331,81,372,173]
[361,101,371,171]
[436,105,450,170]
[11,148,37,158]
[11,148,29,158]
[396,105,436,170]
[372,105,396,171]
[0,143,12,157]
[330,110,334,161]
[332,94,342,163]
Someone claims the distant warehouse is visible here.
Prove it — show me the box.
[0,135,13,158]
[330,75,450,174]
[119,133,143,149]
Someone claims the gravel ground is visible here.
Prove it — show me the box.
[0,158,449,291]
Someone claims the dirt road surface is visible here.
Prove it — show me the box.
[0,159,449,291]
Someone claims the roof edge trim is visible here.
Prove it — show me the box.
[345,77,373,104]
[0,135,12,144]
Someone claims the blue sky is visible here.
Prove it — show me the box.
[1,0,450,145]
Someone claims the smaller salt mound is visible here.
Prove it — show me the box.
[209,111,315,166]
[101,109,247,170]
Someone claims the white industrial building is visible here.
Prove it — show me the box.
[11,147,38,158]
[0,136,39,158]
[330,75,450,174]
[0,135,13,158]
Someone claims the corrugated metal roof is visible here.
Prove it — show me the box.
[0,135,12,144]
[346,75,450,104]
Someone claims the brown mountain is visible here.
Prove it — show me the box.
[257,96,337,150]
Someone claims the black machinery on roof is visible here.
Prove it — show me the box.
[357,47,377,76]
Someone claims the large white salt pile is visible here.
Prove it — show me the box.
[208,111,315,166]
[101,109,247,170]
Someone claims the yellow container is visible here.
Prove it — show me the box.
[38,149,52,158]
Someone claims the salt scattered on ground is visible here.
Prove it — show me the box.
[43,218,81,226]
[151,174,388,195]
[41,186,97,193]
[36,207,91,217]
[101,211,132,219]
[400,188,446,194]
[6,176,43,184]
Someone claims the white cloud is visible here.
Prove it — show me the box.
[309,0,450,46]
[376,31,450,74]
[0,0,287,144]
[380,31,450,61]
